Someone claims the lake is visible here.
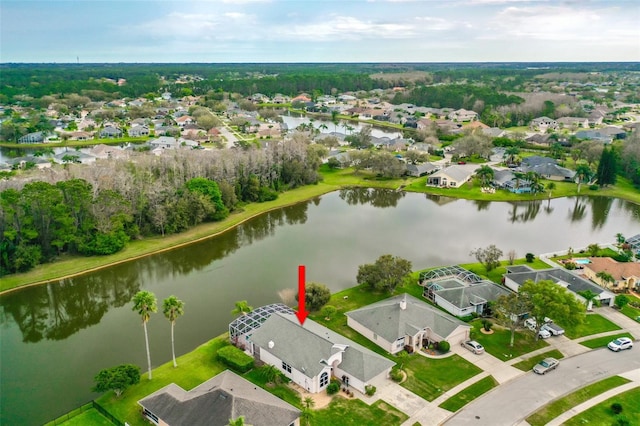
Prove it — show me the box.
[1,190,638,425]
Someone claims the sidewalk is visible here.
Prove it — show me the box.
[545,368,640,426]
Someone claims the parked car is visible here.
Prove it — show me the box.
[541,322,565,336]
[608,337,634,352]
[538,329,552,339]
[533,357,560,375]
[461,340,485,354]
[524,318,537,331]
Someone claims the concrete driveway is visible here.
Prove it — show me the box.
[444,347,640,425]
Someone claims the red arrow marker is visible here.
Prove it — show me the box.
[295,265,309,325]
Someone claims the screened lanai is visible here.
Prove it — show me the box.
[229,303,295,347]
[418,265,482,286]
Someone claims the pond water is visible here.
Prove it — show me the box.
[1,190,638,425]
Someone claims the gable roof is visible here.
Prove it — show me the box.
[505,267,610,296]
[138,370,300,426]
[345,294,469,342]
[430,165,475,182]
[433,281,512,310]
[521,156,556,167]
[250,313,393,382]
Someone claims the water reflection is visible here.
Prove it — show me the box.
[568,197,587,222]
[589,197,614,230]
[507,201,542,223]
[339,188,405,208]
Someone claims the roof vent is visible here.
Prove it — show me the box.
[268,340,274,349]
[400,298,407,310]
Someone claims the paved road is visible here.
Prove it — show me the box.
[444,347,640,426]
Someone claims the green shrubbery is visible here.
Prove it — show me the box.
[217,345,254,373]
[327,379,341,395]
[365,385,377,396]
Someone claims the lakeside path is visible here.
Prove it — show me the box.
[2,171,639,294]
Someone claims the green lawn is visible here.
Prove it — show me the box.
[438,376,498,412]
[460,257,550,284]
[313,398,408,426]
[562,313,622,339]
[526,376,631,426]
[400,354,482,401]
[512,349,565,371]
[564,386,640,426]
[620,295,640,322]
[469,320,549,361]
[53,408,114,426]
[579,332,635,349]
[242,369,302,409]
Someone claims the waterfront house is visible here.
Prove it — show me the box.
[244,311,394,394]
[427,165,476,188]
[345,294,470,354]
[583,257,640,291]
[138,370,301,426]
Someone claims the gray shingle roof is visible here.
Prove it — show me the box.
[250,313,393,382]
[434,281,512,309]
[345,294,469,342]
[505,267,606,295]
[138,370,300,426]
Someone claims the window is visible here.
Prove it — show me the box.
[282,361,292,373]
[320,371,329,388]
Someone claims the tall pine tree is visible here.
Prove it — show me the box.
[596,147,617,186]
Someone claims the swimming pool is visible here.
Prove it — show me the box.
[574,258,591,264]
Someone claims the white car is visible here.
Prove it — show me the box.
[608,337,633,352]
[461,340,485,354]
[538,329,552,339]
[533,357,560,375]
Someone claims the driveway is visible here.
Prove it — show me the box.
[444,347,640,425]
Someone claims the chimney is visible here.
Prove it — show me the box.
[268,341,274,349]
[399,296,407,311]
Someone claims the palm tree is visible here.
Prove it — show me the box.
[228,416,246,426]
[595,271,616,288]
[301,397,315,426]
[575,163,592,193]
[258,364,281,385]
[616,233,625,246]
[132,291,157,380]
[232,300,253,316]
[475,165,494,187]
[504,146,520,166]
[163,295,185,368]
[546,182,556,207]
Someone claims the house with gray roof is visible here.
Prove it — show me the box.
[406,162,438,177]
[346,294,470,355]
[426,280,512,317]
[247,312,394,394]
[98,126,122,139]
[427,164,476,188]
[17,131,47,144]
[138,370,300,426]
[504,266,615,308]
[526,163,576,181]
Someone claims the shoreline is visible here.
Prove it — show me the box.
[1,178,638,295]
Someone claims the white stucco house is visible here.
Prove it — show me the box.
[427,164,476,188]
[245,312,394,394]
[345,294,470,355]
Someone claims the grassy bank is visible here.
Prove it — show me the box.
[3,165,637,294]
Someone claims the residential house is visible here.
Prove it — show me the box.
[419,266,512,317]
[345,294,470,355]
[575,130,613,144]
[599,126,627,140]
[291,94,312,104]
[524,163,576,181]
[530,117,558,131]
[7,156,52,169]
[246,312,394,394]
[98,126,122,139]
[138,370,301,426]
[89,144,128,160]
[526,134,551,145]
[627,234,640,256]
[448,108,478,122]
[17,131,46,144]
[53,151,97,165]
[427,164,476,188]
[583,257,640,291]
[175,116,195,127]
[406,162,438,177]
[128,125,150,137]
[68,131,93,141]
[503,266,615,309]
[480,128,505,139]
[556,117,589,129]
[149,136,196,150]
[493,169,532,193]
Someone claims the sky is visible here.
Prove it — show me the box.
[1,0,639,63]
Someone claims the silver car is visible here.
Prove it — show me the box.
[608,337,633,352]
[461,340,485,354]
[533,357,559,375]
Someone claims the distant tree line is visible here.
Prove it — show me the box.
[0,139,323,276]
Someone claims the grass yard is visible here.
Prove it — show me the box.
[242,369,302,408]
[512,349,565,372]
[460,257,549,284]
[438,376,498,412]
[53,408,114,426]
[469,320,549,361]
[579,332,635,349]
[563,385,640,426]
[620,295,640,322]
[400,354,482,401]
[526,376,631,426]
[562,313,622,339]
[313,398,408,426]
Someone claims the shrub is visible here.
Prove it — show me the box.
[614,416,629,426]
[564,262,577,270]
[365,385,377,396]
[217,345,254,373]
[390,367,404,382]
[482,319,493,331]
[439,341,450,353]
[611,402,623,414]
[525,253,535,263]
[615,295,630,310]
[589,184,599,191]
[326,380,340,395]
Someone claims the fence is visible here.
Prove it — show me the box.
[43,400,124,426]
